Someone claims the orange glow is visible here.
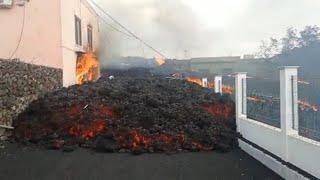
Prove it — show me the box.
[154,55,166,66]
[222,85,234,94]
[247,96,266,103]
[186,77,234,93]
[298,79,310,85]
[68,120,106,140]
[111,130,209,151]
[76,52,99,84]
[66,104,114,140]
[186,77,203,86]
[298,100,318,112]
[203,102,235,119]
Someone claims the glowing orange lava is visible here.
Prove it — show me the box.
[298,100,319,112]
[222,85,234,94]
[298,79,310,85]
[186,77,203,86]
[247,96,266,103]
[203,102,235,119]
[154,55,166,66]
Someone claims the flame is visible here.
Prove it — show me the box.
[298,100,318,112]
[76,52,99,84]
[66,104,114,140]
[247,96,266,103]
[186,77,203,86]
[222,85,234,94]
[298,79,310,85]
[111,130,208,151]
[186,77,234,94]
[247,95,318,112]
[68,120,106,140]
[154,55,166,66]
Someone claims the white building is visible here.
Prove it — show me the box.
[0,0,100,86]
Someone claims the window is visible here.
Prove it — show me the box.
[75,16,82,46]
[87,25,93,50]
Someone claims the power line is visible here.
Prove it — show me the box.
[97,14,134,38]
[87,0,168,59]
[9,4,26,59]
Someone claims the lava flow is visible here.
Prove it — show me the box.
[14,71,237,154]
[186,77,203,86]
[202,102,235,119]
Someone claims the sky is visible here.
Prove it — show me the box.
[94,0,320,59]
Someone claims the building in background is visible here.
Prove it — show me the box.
[190,56,274,77]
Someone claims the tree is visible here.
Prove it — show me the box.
[298,25,320,47]
[281,27,299,54]
[256,38,280,59]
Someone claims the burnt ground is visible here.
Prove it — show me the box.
[0,142,282,180]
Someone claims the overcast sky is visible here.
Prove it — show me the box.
[94,0,320,59]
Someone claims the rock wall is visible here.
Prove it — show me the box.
[0,59,63,126]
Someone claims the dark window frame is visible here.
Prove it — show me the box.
[75,15,82,46]
[87,25,93,51]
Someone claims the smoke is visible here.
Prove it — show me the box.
[95,0,216,62]
[94,0,320,62]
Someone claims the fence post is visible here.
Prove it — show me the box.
[280,66,299,134]
[280,66,299,161]
[235,73,247,133]
[202,77,208,88]
[214,75,222,94]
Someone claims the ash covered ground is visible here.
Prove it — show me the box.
[13,68,237,154]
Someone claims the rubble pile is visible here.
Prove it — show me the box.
[13,69,236,154]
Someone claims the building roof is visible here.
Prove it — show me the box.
[191,56,241,64]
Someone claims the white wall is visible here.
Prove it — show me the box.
[239,118,320,178]
[60,0,99,86]
[239,118,284,158]
[287,135,320,178]
[0,0,63,69]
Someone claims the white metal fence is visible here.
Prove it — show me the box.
[233,67,320,179]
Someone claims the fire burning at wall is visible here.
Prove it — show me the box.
[76,52,100,84]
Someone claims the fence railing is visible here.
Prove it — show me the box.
[234,67,320,179]
[246,72,281,128]
[298,77,320,141]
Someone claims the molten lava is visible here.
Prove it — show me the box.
[298,100,319,112]
[203,102,235,119]
[68,120,106,140]
[154,55,166,66]
[298,79,310,85]
[76,52,99,84]
[222,85,234,94]
[186,77,203,86]
[247,96,266,103]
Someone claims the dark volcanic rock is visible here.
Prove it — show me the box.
[13,68,236,154]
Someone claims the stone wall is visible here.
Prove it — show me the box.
[0,59,63,126]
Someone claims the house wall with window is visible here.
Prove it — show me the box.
[0,0,63,68]
[60,0,100,86]
[0,0,100,87]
